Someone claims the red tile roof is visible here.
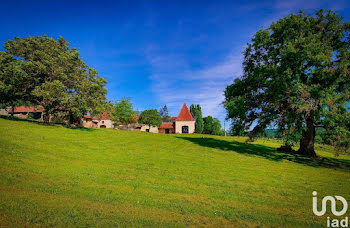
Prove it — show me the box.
[159,122,174,129]
[176,103,194,121]
[8,106,43,113]
[84,114,91,119]
[92,111,110,120]
[170,117,177,120]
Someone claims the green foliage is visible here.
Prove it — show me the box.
[230,122,248,136]
[26,113,34,119]
[264,129,278,138]
[32,80,69,116]
[0,35,109,123]
[50,112,69,124]
[139,109,162,128]
[224,9,350,156]
[1,118,350,227]
[112,98,136,125]
[203,116,222,135]
[257,129,279,138]
[162,115,170,122]
[158,105,170,121]
[0,51,32,109]
[190,104,204,133]
[315,135,323,144]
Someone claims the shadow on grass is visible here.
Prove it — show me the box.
[177,136,350,171]
[0,115,95,131]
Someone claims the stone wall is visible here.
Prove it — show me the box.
[82,120,95,128]
[94,120,114,128]
[140,125,159,133]
[0,109,9,116]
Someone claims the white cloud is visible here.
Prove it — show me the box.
[183,53,243,81]
[145,46,243,122]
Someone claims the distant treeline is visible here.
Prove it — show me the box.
[258,128,328,144]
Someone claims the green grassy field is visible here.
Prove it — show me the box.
[0,117,349,227]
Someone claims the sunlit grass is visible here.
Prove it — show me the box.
[0,117,349,227]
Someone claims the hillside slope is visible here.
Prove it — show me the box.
[0,117,349,227]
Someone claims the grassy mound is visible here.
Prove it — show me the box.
[0,117,349,227]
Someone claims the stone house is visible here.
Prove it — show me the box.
[0,106,43,120]
[83,112,114,128]
[82,115,94,128]
[171,103,195,134]
[158,122,175,134]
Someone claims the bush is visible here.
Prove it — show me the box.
[315,135,323,144]
[51,112,68,124]
[27,113,34,119]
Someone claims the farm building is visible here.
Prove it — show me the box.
[83,112,114,128]
[140,103,195,134]
[0,106,43,120]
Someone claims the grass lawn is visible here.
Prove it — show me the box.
[0,117,349,227]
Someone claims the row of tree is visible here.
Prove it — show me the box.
[190,104,224,135]
[111,98,162,128]
[0,35,109,123]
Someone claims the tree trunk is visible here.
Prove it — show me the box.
[10,106,14,117]
[298,117,317,157]
[43,112,50,123]
[69,112,74,125]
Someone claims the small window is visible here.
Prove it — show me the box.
[102,121,104,124]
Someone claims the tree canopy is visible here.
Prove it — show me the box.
[0,51,33,113]
[159,105,170,122]
[0,35,109,123]
[203,116,223,135]
[112,98,136,125]
[224,10,350,157]
[190,104,204,133]
[139,109,162,128]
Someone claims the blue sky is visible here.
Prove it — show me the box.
[1,0,349,127]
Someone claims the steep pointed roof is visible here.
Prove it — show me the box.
[176,103,194,121]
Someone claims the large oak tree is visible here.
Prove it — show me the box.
[224,10,349,157]
[0,35,109,123]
